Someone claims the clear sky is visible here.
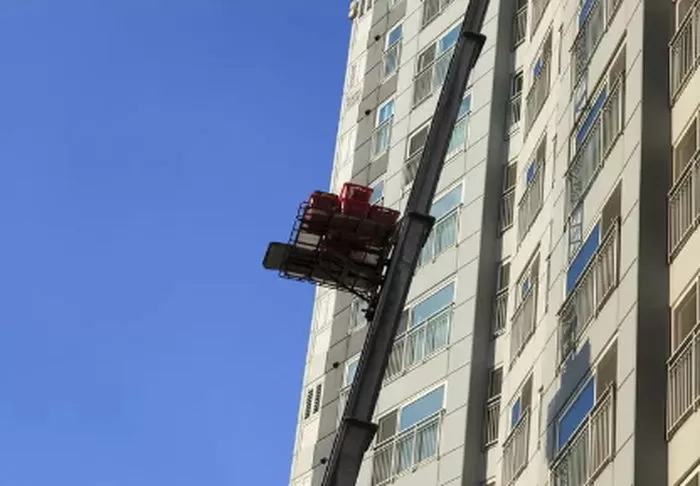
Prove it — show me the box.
[0,1,348,484]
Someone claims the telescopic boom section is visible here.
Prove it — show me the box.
[320,1,490,485]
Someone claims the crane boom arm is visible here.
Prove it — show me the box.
[320,1,490,484]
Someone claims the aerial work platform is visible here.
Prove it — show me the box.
[263,183,400,302]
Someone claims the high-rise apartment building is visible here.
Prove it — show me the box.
[286,0,699,484]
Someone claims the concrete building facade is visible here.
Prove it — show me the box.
[287,0,690,484]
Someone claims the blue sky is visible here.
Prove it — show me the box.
[0,1,348,484]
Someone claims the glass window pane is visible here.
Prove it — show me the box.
[370,180,385,205]
[346,357,359,387]
[378,100,395,123]
[511,398,521,427]
[388,24,403,45]
[399,386,445,430]
[566,223,601,293]
[457,93,472,119]
[439,26,460,52]
[431,184,462,219]
[412,283,455,326]
[557,379,595,449]
[576,88,607,148]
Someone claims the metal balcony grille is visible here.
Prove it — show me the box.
[671,0,700,100]
[511,286,537,363]
[667,325,700,435]
[371,413,442,485]
[518,160,545,242]
[484,398,501,447]
[566,78,624,215]
[385,308,451,381]
[669,152,700,258]
[503,412,530,485]
[559,222,619,363]
[551,388,616,486]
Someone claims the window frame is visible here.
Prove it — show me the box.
[672,280,699,352]
[445,90,473,158]
[375,382,448,445]
[418,182,464,265]
[555,339,617,452]
[383,22,404,79]
[344,354,360,388]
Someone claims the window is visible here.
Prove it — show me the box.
[422,0,455,27]
[413,24,460,106]
[674,118,698,183]
[369,180,385,205]
[383,24,403,78]
[349,297,366,331]
[568,205,584,260]
[567,46,625,213]
[345,53,366,110]
[510,376,533,429]
[507,71,523,131]
[571,0,622,86]
[500,164,517,232]
[566,184,620,294]
[403,123,430,187]
[512,0,527,47]
[419,184,462,264]
[345,355,360,388]
[446,91,472,157]
[387,283,455,378]
[525,30,552,132]
[484,367,503,446]
[372,385,446,484]
[372,99,395,158]
[673,285,698,351]
[497,262,510,294]
[518,137,546,241]
[488,368,503,399]
[303,381,324,420]
[676,0,695,29]
[531,0,550,35]
[494,261,510,334]
[556,342,617,450]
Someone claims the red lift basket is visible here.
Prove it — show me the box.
[304,191,340,234]
[339,183,373,218]
[369,205,400,227]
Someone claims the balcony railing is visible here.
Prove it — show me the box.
[371,117,394,158]
[551,387,616,486]
[484,398,501,447]
[566,78,624,214]
[512,6,527,47]
[525,56,551,133]
[386,309,451,380]
[559,223,619,362]
[667,324,700,435]
[500,189,515,232]
[371,413,442,485]
[511,286,537,363]
[383,43,401,78]
[669,152,700,258]
[503,411,530,486]
[493,290,509,335]
[572,0,622,87]
[403,150,422,188]
[421,0,454,27]
[518,161,545,242]
[413,47,454,106]
[671,0,700,100]
[507,93,522,133]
